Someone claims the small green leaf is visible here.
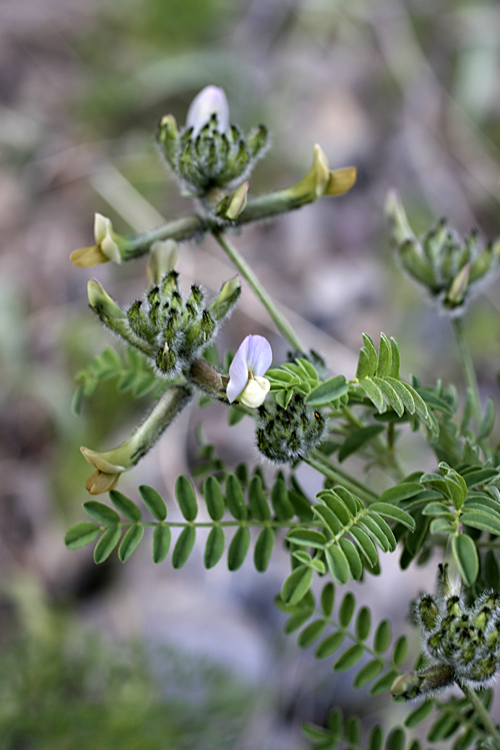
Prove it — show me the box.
[315,631,344,659]
[118,525,144,562]
[338,424,385,463]
[359,515,391,552]
[368,725,383,750]
[362,333,378,374]
[254,527,274,572]
[321,582,335,617]
[360,377,386,413]
[353,659,384,688]
[392,636,408,666]
[376,333,392,377]
[333,644,364,671]
[203,476,225,521]
[325,545,350,584]
[287,528,327,548]
[175,476,198,521]
[109,490,141,522]
[227,526,250,571]
[298,619,326,648]
[389,338,400,379]
[427,713,460,742]
[204,525,225,569]
[370,669,399,695]
[65,522,101,550]
[152,524,171,563]
[172,526,196,568]
[83,501,120,526]
[386,727,405,750]
[228,405,246,425]
[271,479,294,520]
[355,606,371,640]
[285,609,313,635]
[404,700,434,728]
[305,375,349,406]
[94,526,121,563]
[350,526,379,567]
[452,534,479,586]
[345,716,361,744]
[248,476,271,521]
[226,474,247,520]
[378,483,423,504]
[313,504,343,535]
[373,377,404,416]
[139,485,167,521]
[369,502,416,530]
[386,378,416,414]
[478,397,495,439]
[339,592,356,627]
[374,619,391,653]
[281,565,313,606]
[339,538,363,580]
[461,509,500,535]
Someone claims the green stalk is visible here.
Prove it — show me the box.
[306,451,379,505]
[451,316,482,429]
[123,214,205,259]
[213,230,304,352]
[459,683,500,744]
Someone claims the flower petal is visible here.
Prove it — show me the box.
[246,335,272,377]
[94,213,109,243]
[186,85,229,136]
[227,336,250,403]
[239,376,270,408]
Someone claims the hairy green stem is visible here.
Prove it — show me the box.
[306,451,379,505]
[213,230,305,352]
[123,214,206,259]
[459,683,500,743]
[451,317,482,429]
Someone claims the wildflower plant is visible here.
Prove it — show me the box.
[66,86,500,748]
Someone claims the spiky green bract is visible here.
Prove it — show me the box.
[387,193,500,314]
[256,393,326,463]
[393,564,500,701]
[157,111,268,202]
[88,272,240,379]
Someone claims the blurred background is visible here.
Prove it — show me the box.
[1,0,500,747]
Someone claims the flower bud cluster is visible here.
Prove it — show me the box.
[256,393,325,463]
[387,192,500,314]
[89,272,240,377]
[392,564,500,701]
[157,86,268,200]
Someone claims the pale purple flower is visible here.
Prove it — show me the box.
[186,85,230,136]
[227,335,272,408]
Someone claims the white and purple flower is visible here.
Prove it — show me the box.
[227,335,272,409]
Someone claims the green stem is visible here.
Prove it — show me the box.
[451,317,482,428]
[306,450,379,505]
[459,683,500,744]
[123,214,205,259]
[213,230,305,352]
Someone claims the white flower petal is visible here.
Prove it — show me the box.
[186,85,229,136]
[94,213,109,243]
[246,335,273,377]
[227,335,250,403]
[100,232,122,264]
[239,377,270,409]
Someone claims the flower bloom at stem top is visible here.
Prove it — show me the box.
[227,335,272,408]
[186,85,229,136]
[70,213,126,267]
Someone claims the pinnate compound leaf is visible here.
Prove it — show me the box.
[65,522,101,550]
[83,500,120,526]
[385,378,416,414]
[109,490,141,522]
[333,644,364,671]
[254,527,274,572]
[203,476,225,521]
[227,526,250,571]
[139,485,167,521]
[172,526,196,568]
[152,524,171,563]
[175,475,198,521]
[204,525,225,569]
[305,375,349,406]
[281,565,313,606]
[373,377,405,416]
[360,378,386,413]
[451,534,479,586]
[118,524,144,562]
[94,526,121,563]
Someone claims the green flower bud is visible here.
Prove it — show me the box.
[208,276,241,322]
[256,393,325,463]
[157,114,179,167]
